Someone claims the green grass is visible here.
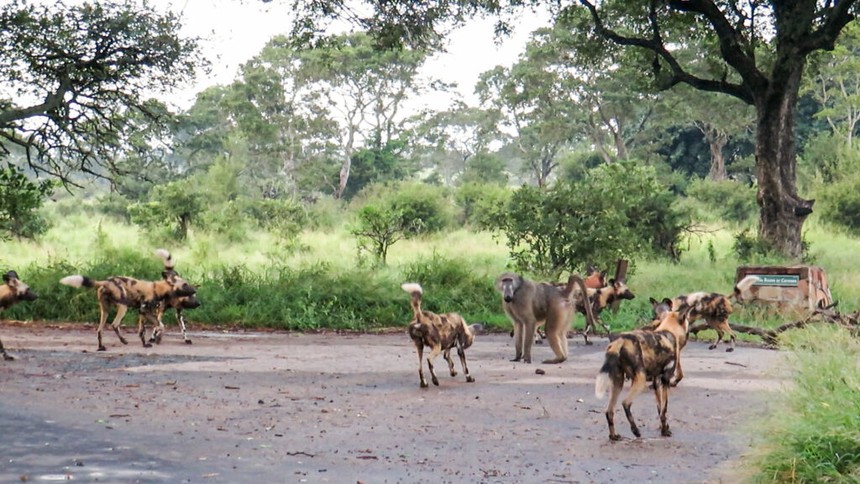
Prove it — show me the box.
[746,326,860,483]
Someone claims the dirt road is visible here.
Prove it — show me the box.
[0,324,787,483]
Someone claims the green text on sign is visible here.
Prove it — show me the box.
[751,274,800,287]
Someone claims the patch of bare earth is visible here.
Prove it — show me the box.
[0,324,787,482]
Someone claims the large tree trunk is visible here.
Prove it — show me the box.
[753,64,814,259]
[702,124,727,181]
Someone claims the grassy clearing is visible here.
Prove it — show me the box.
[2,206,860,333]
[745,326,860,483]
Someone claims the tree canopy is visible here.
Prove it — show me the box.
[0,0,202,185]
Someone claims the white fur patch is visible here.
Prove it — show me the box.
[595,372,610,399]
[59,275,84,288]
[401,283,423,294]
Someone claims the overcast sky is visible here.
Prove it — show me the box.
[154,0,548,110]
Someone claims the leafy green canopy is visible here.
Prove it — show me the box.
[0,0,202,185]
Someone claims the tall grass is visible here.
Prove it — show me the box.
[746,326,860,483]
[2,204,860,332]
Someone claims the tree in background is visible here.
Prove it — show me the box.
[0,0,201,185]
[289,0,860,258]
[0,165,54,239]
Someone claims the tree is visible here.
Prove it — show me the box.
[289,0,859,258]
[0,165,54,239]
[0,0,202,185]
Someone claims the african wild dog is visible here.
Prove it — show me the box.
[574,278,636,342]
[0,271,38,360]
[402,282,481,387]
[595,308,690,441]
[652,275,760,353]
[150,249,200,345]
[59,270,196,352]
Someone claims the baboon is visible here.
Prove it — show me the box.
[0,271,38,360]
[402,282,481,388]
[496,272,596,364]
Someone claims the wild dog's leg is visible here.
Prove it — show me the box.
[149,305,166,344]
[177,309,192,344]
[457,344,474,383]
[671,348,684,387]
[109,304,128,351]
[415,342,428,388]
[715,319,737,352]
[426,344,442,386]
[605,374,624,441]
[443,348,457,377]
[0,336,14,361]
[137,312,155,348]
[622,372,648,438]
[656,375,672,437]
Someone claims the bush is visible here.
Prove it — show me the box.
[817,176,860,235]
[0,165,54,239]
[454,182,511,229]
[387,182,455,236]
[489,160,688,276]
[748,327,860,482]
[685,178,757,224]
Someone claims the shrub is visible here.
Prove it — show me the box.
[387,182,455,236]
[0,165,54,239]
[489,160,688,276]
[454,182,511,229]
[817,176,860,235]
[685,178,758,224]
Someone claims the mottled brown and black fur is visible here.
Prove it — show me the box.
[402,283,480,388]
[575,279,636,342]
[0,271,38,360]
[595,309,690,441]
[60,271,196,352]
[151,249,200,345]
[652,275,759,353]
[497,273,596,363]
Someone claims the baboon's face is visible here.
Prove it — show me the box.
[498,276,517,303]
[163,271,197,298]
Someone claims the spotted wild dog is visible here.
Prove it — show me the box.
[652,275,760,353]
[595,308,690,441]
[402,282,481,387]
[0,271,38,360]
[150,249,200,345]
[574,278,636,342]
[60,270,197,352]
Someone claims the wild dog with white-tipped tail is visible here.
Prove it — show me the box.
[151,249,200,345]
[402,283,481,388]
[0,271,38,360]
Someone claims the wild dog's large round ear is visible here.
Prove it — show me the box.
[662,297,673,308]
[649,297,659,305]
[3,271,17,283]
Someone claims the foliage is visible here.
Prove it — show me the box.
[454,182,511,229]
[490,161,687,277]
[351,204,411,265]
[748,327,860,483]
[342,139,413,200]
[0,0,202,183]
[127,181,204,241]
[817,176,860,236]
[0,165,54,239]
[387,182,455,236]
[685,179,758,225]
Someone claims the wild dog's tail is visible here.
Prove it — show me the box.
[561,274,599,336]
[59,275,96,289]
[595,340,623,399]
[729,275,760,302]
[401,283,423,320]
[155,248,175,270]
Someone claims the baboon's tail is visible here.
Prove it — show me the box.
[155,248,175,270]
[729,275,760,302]
[595,341,623,399]
[562,274,598,335]
[59,275,96,289]
[401,283,423,319]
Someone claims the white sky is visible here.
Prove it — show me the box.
[154,0,549,111]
